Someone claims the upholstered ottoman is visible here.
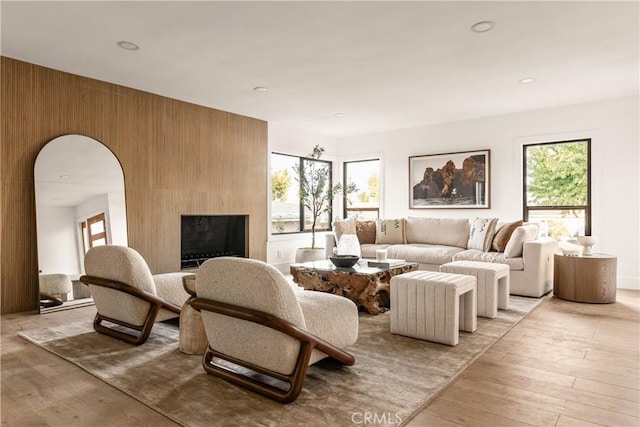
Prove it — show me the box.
[390,271,477,346]
[440,261,510,319]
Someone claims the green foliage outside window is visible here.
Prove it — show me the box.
[367,174,379,199]
[271,169,291,202]
[526,142,588,206]
[525,140,590,240]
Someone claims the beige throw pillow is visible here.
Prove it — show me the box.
[504,224,540,258]
[491,220,524,252]
[375,218,406,244]
[467,217,499,251]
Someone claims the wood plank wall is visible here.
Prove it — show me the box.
[0,57,268,314]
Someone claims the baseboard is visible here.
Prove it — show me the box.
[617,276,640,290]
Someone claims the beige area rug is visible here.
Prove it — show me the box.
[19,296,544,427]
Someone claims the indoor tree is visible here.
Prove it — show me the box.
[294,145,357,249]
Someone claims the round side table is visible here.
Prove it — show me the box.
[179,275,208,354]
[553,253,617,303]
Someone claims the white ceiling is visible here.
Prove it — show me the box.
[2,1,638,138]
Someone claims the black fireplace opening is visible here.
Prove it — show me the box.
[180,215,247,269]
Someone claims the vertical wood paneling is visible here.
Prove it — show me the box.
[0,57,268,314]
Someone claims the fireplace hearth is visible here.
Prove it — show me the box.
[180,215,247,269]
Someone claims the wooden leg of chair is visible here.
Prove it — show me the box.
[202,342,314,403]
[93,304,160,345]
[40,292,64,307]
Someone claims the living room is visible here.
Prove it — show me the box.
[2,2,639,426]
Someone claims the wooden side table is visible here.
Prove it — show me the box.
[179,275,208,354]
[553,254,617,303]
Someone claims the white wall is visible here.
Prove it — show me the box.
[35,192,128,276]
[36,206,80,274]
[267,123,339,272]
[107,191,128,246]
[336,96,639,289]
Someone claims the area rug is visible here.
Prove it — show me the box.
[19,295,543,427]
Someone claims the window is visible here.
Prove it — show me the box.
[523,139,591,239]
[80,212,108,253]
[271,152,333,234]
[343,159,381,219]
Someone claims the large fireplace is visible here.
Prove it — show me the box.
[180,215,248,269]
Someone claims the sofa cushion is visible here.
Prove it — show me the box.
[504,224,539,258]
[376,218,406,244]
[452,249,524,271]
[405,217,469,248]
[360,244,391,259]
[355,220,376,244]
[491,220,523,252]
[467,217,499,251]
[387,244,466,265]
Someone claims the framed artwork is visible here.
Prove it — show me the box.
[409,149,490,209]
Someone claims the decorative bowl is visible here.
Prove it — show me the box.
[329,255,360,268]
[576,236,598,247]
[576,236,598,255]
[562,248,580,257]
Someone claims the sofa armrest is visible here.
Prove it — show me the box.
[521,239,557,296]
[325,233,337,259]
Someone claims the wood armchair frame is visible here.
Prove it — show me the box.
[190,297,355,403]
[79,275,181,345]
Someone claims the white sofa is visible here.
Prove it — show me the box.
[327,217,557,298]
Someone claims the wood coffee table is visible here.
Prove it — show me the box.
[290,260,418,315]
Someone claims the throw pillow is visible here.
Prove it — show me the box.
[467,217,499,251]
[333,218,356,242]
[491,220,524,252]
[375,218,406,244]
[355,220,376,244]
[504,224,540,258]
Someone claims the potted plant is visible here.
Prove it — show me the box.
[294,145,356,263]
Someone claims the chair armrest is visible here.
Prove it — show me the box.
[190,297,355,366]
[80,275,181,314]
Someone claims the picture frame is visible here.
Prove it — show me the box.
[409,149,490,209]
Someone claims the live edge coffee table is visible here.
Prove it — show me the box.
[290,260,418,315]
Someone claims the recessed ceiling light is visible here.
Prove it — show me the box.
[58,174,71,179]
[519,77,536,84]
[253,86,268,92]
[471,21,494,33]
[333,113,346,118]
[117,40,140,51]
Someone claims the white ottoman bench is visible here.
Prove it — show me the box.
[440,261,510,319]
[390,271,477,346]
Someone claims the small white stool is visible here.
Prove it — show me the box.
[390,271,477,346]
[440,261,510,319]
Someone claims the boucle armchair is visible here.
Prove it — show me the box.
[191,257,359,403]
[80,245,191,345]
[39,273,73,307]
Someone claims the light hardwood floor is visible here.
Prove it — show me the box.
[2,291,638,426]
